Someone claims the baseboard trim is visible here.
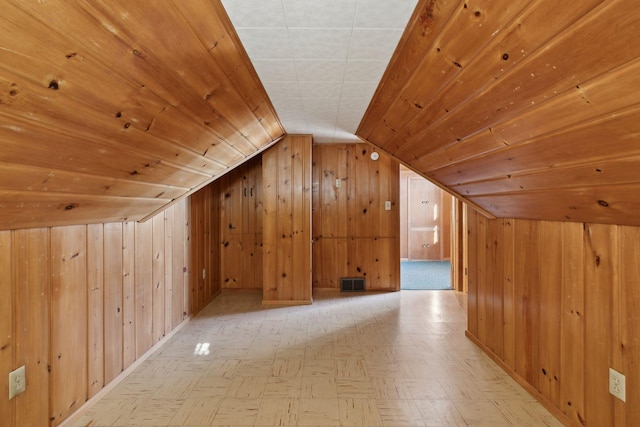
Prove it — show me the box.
[59,316,192,427]
[465,331,577,427]
[262,299,313,306]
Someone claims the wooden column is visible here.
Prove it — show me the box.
[262,135,312,304]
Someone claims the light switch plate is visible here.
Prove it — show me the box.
[385,201,392,210]
[9,365,26,400]
[335,179,341,188]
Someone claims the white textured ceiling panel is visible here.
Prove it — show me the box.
[221,0,418,143]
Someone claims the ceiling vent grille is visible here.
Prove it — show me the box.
[340,277,366,292]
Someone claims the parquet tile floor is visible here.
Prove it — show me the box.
[71,290,561,426]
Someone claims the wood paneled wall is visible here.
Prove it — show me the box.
[263,135,312,304]
[219,157,263,290]
[312,144,400,291]
[465,208,640,426]
[0,200,195,427]
[189,183,222,314]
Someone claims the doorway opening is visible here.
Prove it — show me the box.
[399,165,455,290]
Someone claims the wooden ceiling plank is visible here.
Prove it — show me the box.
[0,121,213,189]
[7,0,264,156]
[452,156,640,197]
[492,56,640,144]
[467,184,640,226]
[173,0,285,141]
[386,0,604,157]
[367,0,534,152]
[0,13,245,170]
[410,129,506,172]
[86,0,273,151]
[408,55,640,168]
[429,106,640,186]
[397,0,640,157]
[0,191,167,230]
[0,162,186,200]
[0,104,227,181]
[357,0,462,140]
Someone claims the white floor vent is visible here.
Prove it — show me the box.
[340,277,366,292]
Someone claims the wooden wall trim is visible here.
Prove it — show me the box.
[465,331,576,427]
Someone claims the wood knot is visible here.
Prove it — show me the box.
[48,80,59,90]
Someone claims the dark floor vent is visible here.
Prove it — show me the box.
[340,277,366,292]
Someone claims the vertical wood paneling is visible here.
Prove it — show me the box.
[135,220,153,358]
[103,223,123,383]
[0,202,193,426]
[0,231,13,427]
[513,219,540,390]
[486,218,503,358]
[175,202,188,313]
[502,219,515,369]
[173,202,186,324]
[50,225,87,426]
[262,143,278,299]
[189,191,201,313]
[467,216,640,426]
[14,228,49,427]
[465,206,478,336]
[619,226,640,426]
[163,207,174,334]
[86,224,104,398]
[312,144,399,290]
[152,214,165,342]
[263,135,312,303]
[209,182,222,297]
[276,138,293,300]
[584,224,617,427]
[560,221,585,424]
[538,221,562,405]
[122,222,136,368]
[476,215,487,344]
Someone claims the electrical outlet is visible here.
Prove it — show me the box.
[335,179,341,188]
[609,368,626,402]
[9,365,26,400]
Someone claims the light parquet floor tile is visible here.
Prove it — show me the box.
[69,290,560,427]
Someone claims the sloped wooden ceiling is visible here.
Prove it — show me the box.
[359,0,640,226]
[0,0,284,230]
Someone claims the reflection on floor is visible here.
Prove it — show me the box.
[71,290,561,426]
